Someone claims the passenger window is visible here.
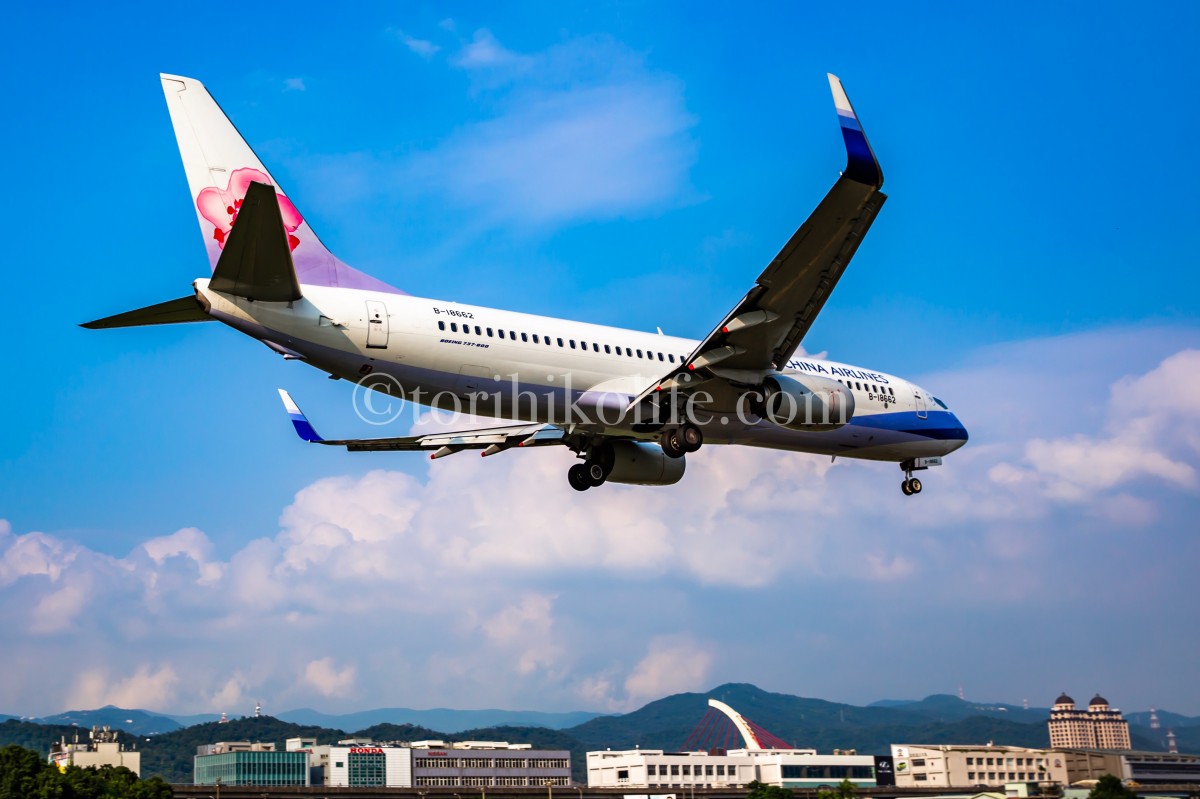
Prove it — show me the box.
[450,322,457,332]
[604,345,611,354]
[668,354,675,363]
[855,382,862,390]
[637,349,643,358]
[557,337,563,347]
[521,333,528,342]
[627,348,634,357]
[570,340,576,349]
[438,321,445,331]
[657,352,664,361]
[546,336,552,345]
[475,325,482,335]
[509,330,516,339]
[497,330,505,339]
[592,343,599,352]
[532,334,539,344]
[487,328,493,337]
[889,387,895,396]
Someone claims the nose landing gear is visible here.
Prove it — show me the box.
[899,456,941,496]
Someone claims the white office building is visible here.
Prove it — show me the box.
[890,745,1069,788]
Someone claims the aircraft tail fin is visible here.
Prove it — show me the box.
[159,74,403,295]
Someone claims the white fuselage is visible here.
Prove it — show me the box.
[196,279,968,463]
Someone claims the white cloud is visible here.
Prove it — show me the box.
[295,32,697,232]
[1002,349,1200,500]
[623,637,713,709]
[391,28,440,59]
[66,664,179,710]
[0,330,1198,716]
[284,77,306,92]
[302,657,357,698]
[451,29,532,74]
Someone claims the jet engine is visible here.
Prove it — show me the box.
[603,441,686,486]
[759,373,855,432]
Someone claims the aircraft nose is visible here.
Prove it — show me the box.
[946,412,969,451]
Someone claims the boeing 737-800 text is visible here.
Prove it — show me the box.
[85,73,967,495]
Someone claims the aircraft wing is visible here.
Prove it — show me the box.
[278,389,566,456]
[632,74,887,405]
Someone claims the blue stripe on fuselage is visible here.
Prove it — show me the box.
[849,410,968,442]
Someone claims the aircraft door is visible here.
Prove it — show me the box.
[365,301,389,348]
[914,390,928,419]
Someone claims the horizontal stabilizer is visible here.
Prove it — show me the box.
[277,389,565,452]
[210,181,303,302]
[81,295,211,329]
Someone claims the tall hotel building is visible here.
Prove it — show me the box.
[1049,693,1131,749]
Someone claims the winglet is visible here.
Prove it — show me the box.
[828,74,883,189]
[278,389,323,442]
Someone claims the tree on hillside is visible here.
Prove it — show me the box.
[817,778,859,799]
[747,779,794,799]
[0,745,174,799]
[1087,774,1136,799]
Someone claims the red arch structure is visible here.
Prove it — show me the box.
[681,698,794,751]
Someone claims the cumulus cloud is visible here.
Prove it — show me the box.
[623,636,713,709]
[996,349,1200,501]
[0,330,1198,715]
[283,77,306,92]
[302,657,357,699]
[67,664,179,710]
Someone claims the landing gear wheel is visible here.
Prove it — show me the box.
[568,463,593,492]
[586,461,607,487]
[679,423,703,453]
[661,430,686,459]
[909,477,922,494]
[901,479,914,496]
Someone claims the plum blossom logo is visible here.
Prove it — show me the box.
[196,167,303,251]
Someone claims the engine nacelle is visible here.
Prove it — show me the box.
[761,373,855,431]
[605,441,686,486]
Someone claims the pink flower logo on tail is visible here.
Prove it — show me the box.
[196,167,304,251]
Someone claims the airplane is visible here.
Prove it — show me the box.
[84,73,968,495]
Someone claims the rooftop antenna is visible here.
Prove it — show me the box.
[1150,708,1160,730]
[957,684,965,701]
[254,701,262,718]
[1167,730,1178,754]
[1023,698,1029,711]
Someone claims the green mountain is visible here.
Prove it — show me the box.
[4,684,1193,785]
[37,705,182,736]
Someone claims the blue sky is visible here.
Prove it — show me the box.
[1,2,1198,719]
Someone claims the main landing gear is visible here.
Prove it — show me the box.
[568,441,616,492]
[899,456,943,496]
[660,423,703,459]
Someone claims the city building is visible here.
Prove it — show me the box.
[410,740,570,788]
[587,748,881,790]
[48,726,141,775]
[1058,750,1200,786]
[587,749,755,789]
[890,745,1069,788]
[1049,694,1131,750]
[288,738,570,788]
[194,741,310,787]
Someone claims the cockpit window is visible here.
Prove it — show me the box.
[932,396,949,410]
